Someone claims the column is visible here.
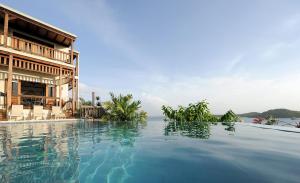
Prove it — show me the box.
[70,40,75,115]
[76,55,79,109]
[7,55,13,111]
[45,84,49,108]
[3,12,9,47]
[72,69,76,115]
[59,67,62,108]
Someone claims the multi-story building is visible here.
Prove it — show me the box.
[0,4,79,120]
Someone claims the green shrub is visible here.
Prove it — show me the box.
[101,92,147,122]
[220,110,240,122]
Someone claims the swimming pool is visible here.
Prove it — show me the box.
[0,120,299,183]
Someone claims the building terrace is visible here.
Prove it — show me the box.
[0,4,79,120]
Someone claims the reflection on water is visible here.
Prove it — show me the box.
[164,121,211,139]
[222,122,236,132]
[0,120,300,183]
[164,121,236,139]
[0,121,146,183]
[0,122,80,183]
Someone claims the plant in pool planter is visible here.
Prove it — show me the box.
[219,110,240,132]
[101,92,148,122]
[162,100,218,123]
[162,101,219,139]
[136,110,148,122]
[253,117,264,124]
[220,110,240,123]
[265,116,278,125]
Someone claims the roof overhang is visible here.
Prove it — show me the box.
[0,3,77,46]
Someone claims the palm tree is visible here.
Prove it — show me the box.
[102,92,147,122]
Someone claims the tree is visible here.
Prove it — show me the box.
[101,92,147,122]
[220,110,240,122]
[95,96,101,106]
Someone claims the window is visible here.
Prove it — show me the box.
[12,80,18,96]
[48,85,55,97]
[21,81,46,96]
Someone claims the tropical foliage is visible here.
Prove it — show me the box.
[95,96,101,106]
[101,92,147,122]
[162,101,241,138]
[265,116,278,125]
[162,101,218,122]
[162,101,218,139]
[220,110,240,122]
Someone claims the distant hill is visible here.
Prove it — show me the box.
[239,109,300,118]
[239,112,261,118]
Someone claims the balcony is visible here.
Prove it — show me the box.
[0,35,72,64]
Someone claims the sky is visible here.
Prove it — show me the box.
[2,0,300,116]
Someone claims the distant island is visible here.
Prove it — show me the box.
[239,109,300,118]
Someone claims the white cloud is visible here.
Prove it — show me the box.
[82,73,300,116]
[140,74,300,115]
[79,82,108,101]
[139,93,169,116]
[68,1,300,117]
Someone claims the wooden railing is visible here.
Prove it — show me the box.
[0,54,73,76]
[0,35,71,64]
[80,106,104,119]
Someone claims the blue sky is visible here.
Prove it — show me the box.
[3,0,300,115]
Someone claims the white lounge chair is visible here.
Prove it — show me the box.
[9,105,24,120]
[33,105,44,120]
[51,106,66,119]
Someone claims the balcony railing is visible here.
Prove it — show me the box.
[0,35,72,64]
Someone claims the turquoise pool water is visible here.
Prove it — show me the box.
[0,120,299,183]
